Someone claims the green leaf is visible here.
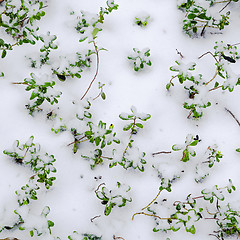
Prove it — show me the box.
[1,50,7,58]
[123,123,133,131]
[92,28,100,38]
[188,13,196,19]
[189,140,199,146]
[136,123,143,128]
[181,149,190,162]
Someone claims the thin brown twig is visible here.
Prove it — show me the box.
[208,85,222,92]
[142,190,162,210]
[225,108,240,127]
[198,51,219,64]
[152,151,172,156]
[219,0,231,13]
[113,235,126,240]
[81,40,99,100]
[90,215,101,222]
[132,211,172,221]
[95,183,105,193]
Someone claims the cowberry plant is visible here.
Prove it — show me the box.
[0,0,47,58]
[109,106,151,171]
[135,15,150,27]
[52,50,92,81]
[28,31,58,68]
[167,41,240,119]
[3,136,57,192]
[177,0,234,37]
[68,232,102,240]
[133,180,237,237]
[128,48,152,71]
[13,73,61,115]
[9,206,55,238]
[95,182,132,216]
[195,144,223,183]
[172,134,200,162]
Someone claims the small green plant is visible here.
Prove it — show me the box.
[135,15,150,27]
[3,136,57,191]
[178,0,231,37]
[52,50,92,81]
[110,106,151,171]
[172,134,200,162]
[0,0,47,58]
[95,182,132,216]
[68,232,102,240]
[13,73,62,115]
[167,42,240,119]
[133,180,237,237]
[128,48,152,71]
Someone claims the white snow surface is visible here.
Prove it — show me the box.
[1,1,240,240]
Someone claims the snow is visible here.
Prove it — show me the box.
[1,0,240,240]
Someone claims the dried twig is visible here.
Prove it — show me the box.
[81,40,99,100]
[152,151,172,156]
[90,215,101,222]
[225,108,240,127]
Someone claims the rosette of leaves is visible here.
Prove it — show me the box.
[81,148,113,169]
[183,74,211,119]
[135,15,150,27]
[172,134,200,162]
[201,180,236,203]
[119,145,147,172]
[0,0,47,58]
[85,120,120,149]
[178,0,230,37]
[95,182,132,216]
[36,31,58,66]
[128,48,152,71]
[167,60,196,90]
[119,106,151,135]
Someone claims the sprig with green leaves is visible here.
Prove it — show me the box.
[135,15,150,27]
[172,134,200,162]
[13,73,61,115]
[128,48,152,71]
[0,0,47,58]
[68,232,102,240]
[178,0,231,37]
[167,42,240,119]
[12,206,55,238]
[95,182,132,216]
[3,136,57,193]
[133,180,237,237]
[112,106,151,171]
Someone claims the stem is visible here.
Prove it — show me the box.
[67,136,87,146]
[208,85,222,92]
[205,69,218,86]
[142,190,162,210]
[187,109,193,119]
[225,108,240,127]
[90,215,101,222]
[152,151,172,156]
[132,212,172,221]
[198,51,219,64]
[95,183,105,193]
[219,0,231,13]
[81,40,99,100]
[169,75,178,86]
[176,49,184,59]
